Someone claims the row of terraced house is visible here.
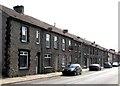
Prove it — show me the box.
[1,5,120,77]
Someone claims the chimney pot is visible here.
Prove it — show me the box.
[63,29,68,33]
[48,27,52,31]
[13,5,24,14]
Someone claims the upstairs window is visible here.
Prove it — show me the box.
[79,45,81,52]
[75,43,77,52]
[36,31,40,44]
[69,40,71,46]
[54,36,58,49]
[62,39,66,51]
[21,26,28,42]
[46,34,50,48]
[68,40,73,51]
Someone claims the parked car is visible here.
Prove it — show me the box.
[118,62,120,66]
[62,64,82,76]
[89,64,101,71]
[104,62,112,68]
[112,62,119,67]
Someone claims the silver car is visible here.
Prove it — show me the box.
[62,64,82,76]
[89,64,101,71]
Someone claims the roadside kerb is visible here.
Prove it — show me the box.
[2,68,89,85]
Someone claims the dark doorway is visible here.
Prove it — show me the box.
[84,58,87,68]
[36,52,41,74]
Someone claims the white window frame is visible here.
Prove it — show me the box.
[69,40,71,46]
[36,31,40,44]
[62,39,65,51]
[79,45,81,52]
[21,26,27,42]
[19,51,28,69]
[75,43,77,52]
[54,36,58,49]
[46,34,50,48]
[69,56,72,63]
[44,54,51,58]
[44,54,52,68]
[61,56,65,68]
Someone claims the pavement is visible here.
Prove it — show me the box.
[1,68,89,85]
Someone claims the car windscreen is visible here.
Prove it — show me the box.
[68,64,77,68]
[90,64,99,67]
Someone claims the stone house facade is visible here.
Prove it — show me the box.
[1,5,119,77]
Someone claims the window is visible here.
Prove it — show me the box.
[54,36,58,49]
[68,40,73,51]
[21,26,28,42]
[75,43,77,46]
[79,45,81,52]
[69,40,71,46]
[67,55,72,65]
[19,50,29,69]
[69,56,72,63]
[62,39,65,51]
[93,48,95,55]
[75,43,77,52]
[46,34,50,48]
[44,54,51,68]
[61,56,65,67]
[36,31,40,44]
[90,47,93,54]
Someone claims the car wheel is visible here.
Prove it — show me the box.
[79,72,82,75]
[97,68,99,71]
[62,73,66,76]
[73,72,77,76]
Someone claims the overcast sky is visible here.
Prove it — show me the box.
[1,0,119,51]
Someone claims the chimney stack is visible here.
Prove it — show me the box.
[13,5,24,14]
[63,29,68,34]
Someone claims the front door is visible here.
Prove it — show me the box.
[36,52,41,74]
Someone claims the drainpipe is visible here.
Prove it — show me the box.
[80,43,83,68]
[40,29,44,74]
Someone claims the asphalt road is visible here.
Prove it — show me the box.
[14,67,118,84]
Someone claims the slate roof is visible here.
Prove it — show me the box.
[0,4,108,51]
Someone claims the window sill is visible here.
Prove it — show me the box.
[19,67,29,70]
[54,48,58,50]
[62,50,66,52]
[21,41,29,44]
[46,47,51,49]
[44,66,52,69]
[36,42,40,45]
